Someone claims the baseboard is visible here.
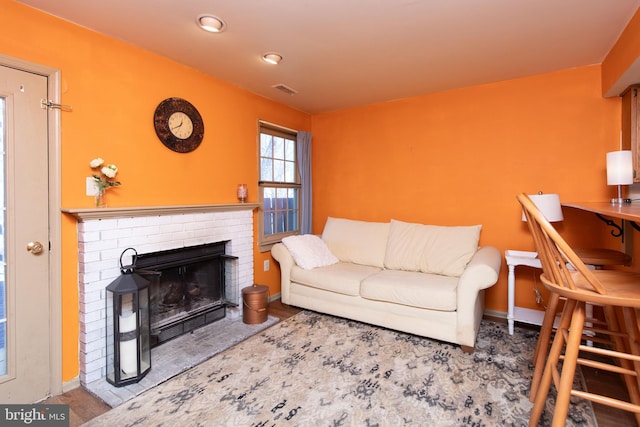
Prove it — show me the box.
[62,376,80,393]
[484,309,507,321]
[268,291,281,302]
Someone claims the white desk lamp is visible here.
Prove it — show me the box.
[606,150,633,205]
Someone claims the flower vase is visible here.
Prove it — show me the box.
[95,189,107,208]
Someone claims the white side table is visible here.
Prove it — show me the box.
[505,249,595,344]
[505,250,542,335]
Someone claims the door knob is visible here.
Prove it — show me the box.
[26,241,44,255]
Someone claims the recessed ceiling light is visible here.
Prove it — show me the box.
[197,15,225,33]
[262,53,283,65]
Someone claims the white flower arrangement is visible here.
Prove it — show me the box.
[90,157,120,206]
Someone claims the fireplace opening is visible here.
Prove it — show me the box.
[134,241,237,347]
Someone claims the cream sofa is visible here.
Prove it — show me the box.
[271,217,502,352]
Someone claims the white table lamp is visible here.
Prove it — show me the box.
[606,150,633,205]
[522,193,564,222]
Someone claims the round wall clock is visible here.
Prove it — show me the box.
[153,97,204,153]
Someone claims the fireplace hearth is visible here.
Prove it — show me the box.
[135,241,237,347]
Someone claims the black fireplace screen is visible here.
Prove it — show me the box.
[134,241,237,346]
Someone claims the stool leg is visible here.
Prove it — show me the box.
[626,308,640,386]
[598,305,640,427]
[607,306,640,398]
[530,292,560,401]
[619,307,640,427]
[529,298,577,427]
[551,301,585,427]
[585,302,594,346]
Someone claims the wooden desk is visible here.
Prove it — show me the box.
[562,201,640,222]
[562,200,640,267]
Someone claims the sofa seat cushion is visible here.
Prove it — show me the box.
[360,269,458,311]
[291,262,382,296]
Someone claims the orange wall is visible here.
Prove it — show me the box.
[2,0,310,382]
[311,65,623,317]
[4,0,640,386]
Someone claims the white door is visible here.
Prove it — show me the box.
[0,65,51,402]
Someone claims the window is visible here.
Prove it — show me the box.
[259,123,300,250]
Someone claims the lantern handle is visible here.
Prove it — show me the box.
[119,247,138,274]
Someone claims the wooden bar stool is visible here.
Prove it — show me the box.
[529,246,631,399]
[518,193,640,426]
[524,193,632,399]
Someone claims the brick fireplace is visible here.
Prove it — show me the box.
[64,204,258,386]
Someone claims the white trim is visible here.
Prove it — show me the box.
[268,291,281,303]
[61,377,80,394]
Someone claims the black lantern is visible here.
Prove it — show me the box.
[106,248,152,387]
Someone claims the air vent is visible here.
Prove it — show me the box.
[272,84,298,96]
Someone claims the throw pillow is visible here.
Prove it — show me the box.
[282,234,339,270]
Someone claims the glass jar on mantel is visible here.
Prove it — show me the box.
[237,184,248,203]
[95,189,107,208]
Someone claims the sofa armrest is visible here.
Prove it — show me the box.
[456,246,501,316]
[455,246,501,346]
[271,243,295,304]
[458,246,501,293]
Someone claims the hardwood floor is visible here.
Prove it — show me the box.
[42,300,634,426]
[41,387,110,427]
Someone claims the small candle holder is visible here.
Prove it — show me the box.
[237,184,248,203]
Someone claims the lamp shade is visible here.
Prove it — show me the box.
[522,193,564,222]
[606,150,634,185]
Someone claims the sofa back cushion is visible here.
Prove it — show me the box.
[384,219,481,277]
[321,217,390,268]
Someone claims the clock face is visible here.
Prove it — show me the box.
[153,98,204,153]
[168,112,194,140]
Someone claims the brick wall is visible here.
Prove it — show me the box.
[76,208,254,385]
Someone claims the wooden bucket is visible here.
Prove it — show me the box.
[242,284,268,324]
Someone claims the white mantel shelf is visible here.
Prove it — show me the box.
[62,203,259,221]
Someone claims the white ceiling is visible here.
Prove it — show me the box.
[16,0,640,114]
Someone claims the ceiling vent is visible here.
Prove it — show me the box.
[272,84,298,96]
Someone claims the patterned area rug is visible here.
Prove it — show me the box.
[83,311,597,426]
